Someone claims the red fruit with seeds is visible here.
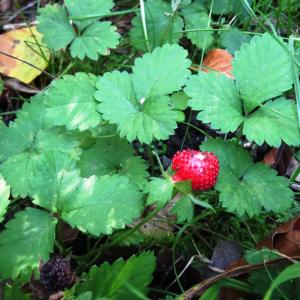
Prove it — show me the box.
[172,149,219,191]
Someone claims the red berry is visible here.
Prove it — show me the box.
[171,149,219,191]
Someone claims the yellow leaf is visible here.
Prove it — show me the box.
[0,26,50,84]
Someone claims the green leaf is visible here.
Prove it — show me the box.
[185,72,243,133]
[0,208,57,281]
[146,178,174,206]
[77,136,148,189]
[0,97,81,197]
[76,252,156,299]
[44,73,101,131]
[181,2,213,49]
[220,28,252,55]
[243,98,300,147]
[3,282,30,300]
[170,91,189,110]
[171,195,194,223]
[201,139,293,217]
[233,33,293,112]
[244,248,281,264]
[129,0,184,51]
[96,44,190,144]
[30,151,79,212]
[0,175,10,223]
[70,22,120,60]
[264,263,300,300]
[202,138,252,179]
[62,175,143,235]
[65,0,114,31]
[37,4,75,50]
[132,43,191,99]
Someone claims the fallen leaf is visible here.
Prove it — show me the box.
[263,145,293,176]
[0,26,50,84]
[202,49,233,78]
[257,216,300,257]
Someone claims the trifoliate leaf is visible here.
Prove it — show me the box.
[65,0,114,31]
[37,3,119,60]
[201,139,293,217]
[129,0,184,51]
[220,28,252,54]
[0,208,57,281]
[132,43,191,99]
[62,175,143,236]
[171,195,194,223]
[30,151,79,212]
[185,72,243,133]
[146,178,174,206]
[70,22,120,60]
[77,136,148,189]
[44,73,101,131]
[0,175,10,223]
[76,252,156,300]
[243,98,300,147]
[243,98,300,148]
[96,44,190,144]
[233,33,293,112]
[181,2,213,49]
[37,4,75,50]
[0,97,81,197]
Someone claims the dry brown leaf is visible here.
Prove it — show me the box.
[202,49,233,78]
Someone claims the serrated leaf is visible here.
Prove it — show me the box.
[70,22,120,60]
[65,0,114,31]
[0,97,81,197]
[201,139,293,217]
[146,178,174,206]
[243,98,300,147]
[0,208,56,281]
[171,195,194,223]
[132,43,191,99]
[129,0,184,51]
[185,72,243,133]
[96,44,190,144]
[181,2,213,49]
[62,175,143,236]
[77,136,148,189]
[30,151,79,212]
[44,73,101,131]
[76,252,156,299]
[233,33,293,112]
[37,4,75,50]
[220,28,252,54]
[0,175,10,223]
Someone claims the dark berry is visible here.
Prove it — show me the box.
[40,256,73,293]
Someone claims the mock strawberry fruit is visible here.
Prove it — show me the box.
[172,149,219,190]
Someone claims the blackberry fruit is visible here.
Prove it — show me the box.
[40,256,74,293]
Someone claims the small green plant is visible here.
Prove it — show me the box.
[37,0,120,60]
